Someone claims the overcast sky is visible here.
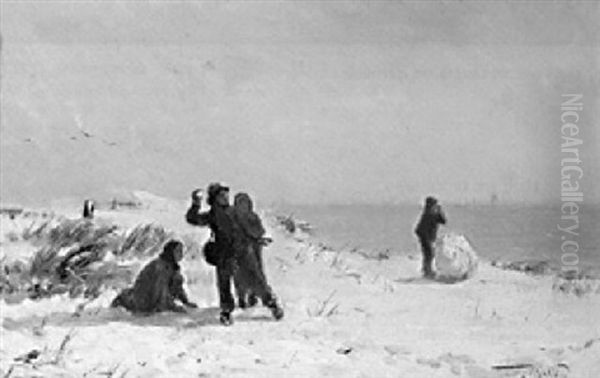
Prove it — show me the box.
[1,1,598,205]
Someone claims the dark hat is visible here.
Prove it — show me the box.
[425,196,438,206]
[207,182,230,205]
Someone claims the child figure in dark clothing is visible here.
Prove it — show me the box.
[415,196,447,278]
[111,239,197,314]
[232,192,273,309]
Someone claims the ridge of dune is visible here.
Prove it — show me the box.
[1,197,599,377]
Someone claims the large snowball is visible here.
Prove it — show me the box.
[434,232,478,282]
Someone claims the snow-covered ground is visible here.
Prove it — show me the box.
[1,203,599,377]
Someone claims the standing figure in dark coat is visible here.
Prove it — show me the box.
[185,184,283,325]
[415,196,447,278]
[82,199,95,219]
[185,183,236,325]
[111,239,197,313]
[232,193,278,312]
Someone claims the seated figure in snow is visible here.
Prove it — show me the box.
[111,239,197,314]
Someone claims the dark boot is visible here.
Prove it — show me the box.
[422,267,436,279]
[247,293,258,308]
[267,300,284,320]
[219,311,233,326]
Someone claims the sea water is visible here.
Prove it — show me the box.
[277,203,600,270]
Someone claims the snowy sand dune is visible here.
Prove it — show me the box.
[1,205,599,377]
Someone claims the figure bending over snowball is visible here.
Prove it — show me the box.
[111,239,197,314]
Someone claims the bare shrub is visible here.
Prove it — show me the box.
[118,223,172,259]
[308,290,339,317]
[2,218,189,302]
[5,231,20,243]
[553,271,600,297]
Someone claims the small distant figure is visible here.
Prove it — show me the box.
[111,239,197,314]
[415,196,447,278]
[82,199,95,219]
[111,198,118,210]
